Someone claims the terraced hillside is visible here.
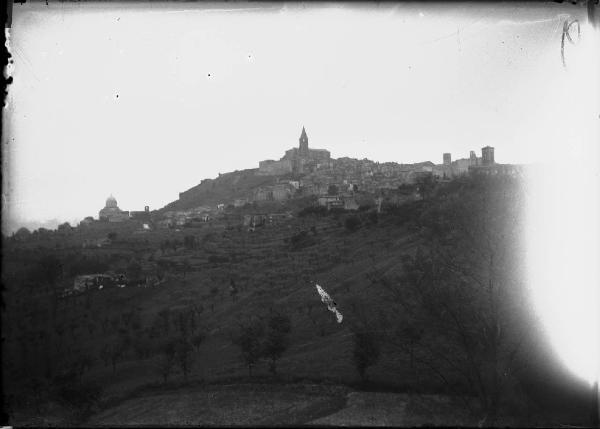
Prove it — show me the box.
[2,175,594,427]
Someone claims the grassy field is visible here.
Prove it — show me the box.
[3,178,596,427]
[88,382,350,426]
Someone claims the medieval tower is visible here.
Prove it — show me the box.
[299,126,309,156]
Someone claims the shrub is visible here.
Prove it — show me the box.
[191,332,205,352]
[175,339,194,380]
[352,330,380,382]
[53,372,103,419]
[344,215,362,232]
[329,207,345,218]
[233,319,265,376]
[183,235,198,250]
[263,314,292,375]
[290,230,316,250]
[366,211,379,225]
[298,205,328,217]
[155,341,176,384]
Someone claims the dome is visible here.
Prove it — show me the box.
[105,195,118,208]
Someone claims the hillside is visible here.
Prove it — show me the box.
[2,175,594,427]
[158,154,440,214]
[164,169,281,212]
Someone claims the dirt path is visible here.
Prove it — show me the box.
[310,391,479,427]
[86,381,491,426]
[87,383,350,426]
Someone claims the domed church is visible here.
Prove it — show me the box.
[98,195,130,222]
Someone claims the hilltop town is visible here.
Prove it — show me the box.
[65,127,522,232]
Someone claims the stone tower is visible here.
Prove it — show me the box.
[470,150,477,165]
[443,153,451,165]
[299,126,309,156]
[482,146,495,166]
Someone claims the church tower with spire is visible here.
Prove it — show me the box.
[299,126,309,156]
[260,125,330,175]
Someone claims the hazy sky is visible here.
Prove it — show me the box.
[2,1,592,229]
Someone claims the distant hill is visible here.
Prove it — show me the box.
[2,216,81,236]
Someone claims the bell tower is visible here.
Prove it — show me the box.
[299,126,309,156]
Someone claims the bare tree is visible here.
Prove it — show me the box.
[191,332,205,352]
[383,175,528,424]
[262,313,292,375]
[352,329,380,383]
[155,340,176,384]
[175,339,194,381]
[232,319,264,377]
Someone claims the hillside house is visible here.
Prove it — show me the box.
[82,237,112,248]
[174,215,188,226]
[190,206,211,216]
[280,180,300,189]
[272,183,294,201]
[72,273,118,293]
[130,206,151,221]
[318,195,344,210]
[318,195,340,206]
[243,214,267,228]
[254,187,272,201]
[268,212,293,224]
[344,198,359,211]
[156,219,173,229]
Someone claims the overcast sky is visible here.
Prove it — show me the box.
[2,1,593,229]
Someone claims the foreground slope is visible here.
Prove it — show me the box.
[2,176,595,427]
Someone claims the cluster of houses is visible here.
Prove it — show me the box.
[80,130,521,236]
[255,128,438,197]
[61,273,125,297]
[255,127,523,194]
[432,146,523,179]
[242,212,293,231]
[253,180,299,202]
[165,144,517,228]
[158,206,213,228]
[63,271,164,297]
[298,159,434,196]
[317,195,360,211]
[82,237,112,248]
